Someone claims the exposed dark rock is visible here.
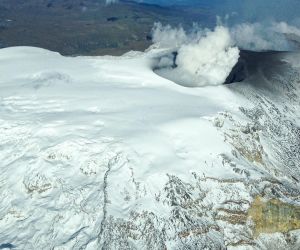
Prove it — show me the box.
[107,17,119,22]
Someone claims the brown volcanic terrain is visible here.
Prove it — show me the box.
[0,0,214,55]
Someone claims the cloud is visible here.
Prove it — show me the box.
[153,24,240,87]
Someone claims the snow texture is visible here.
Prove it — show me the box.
[0,46,300,249]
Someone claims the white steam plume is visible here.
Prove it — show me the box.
[152,23,188,47]
[153,24,240,87]
[151,20,300,87]
[230,22,300,51]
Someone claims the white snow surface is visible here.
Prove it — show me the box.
[0,46,300,249]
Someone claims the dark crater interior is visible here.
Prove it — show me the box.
[153,49,288,87]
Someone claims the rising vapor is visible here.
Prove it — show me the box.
[152,24,240,87]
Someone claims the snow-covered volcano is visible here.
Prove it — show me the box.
[0,46,300,249]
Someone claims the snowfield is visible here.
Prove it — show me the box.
[0,46,300,249]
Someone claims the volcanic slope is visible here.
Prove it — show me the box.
[0,47,300,249]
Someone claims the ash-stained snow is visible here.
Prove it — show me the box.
[0,46,300,249]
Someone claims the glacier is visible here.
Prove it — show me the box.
[0,46,300,249]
